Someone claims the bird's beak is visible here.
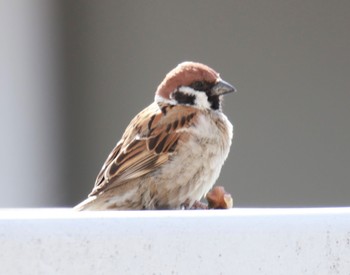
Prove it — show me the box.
[211,79,236,96]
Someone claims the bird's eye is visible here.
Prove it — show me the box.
[191,81,211,92]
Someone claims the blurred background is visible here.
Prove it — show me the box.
[1,1,349,208]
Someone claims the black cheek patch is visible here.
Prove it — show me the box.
[173,91,195,105]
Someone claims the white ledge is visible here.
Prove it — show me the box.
[1,208,350,274]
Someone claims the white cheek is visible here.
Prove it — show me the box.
[177,86,210,109]
[194,92,210,109]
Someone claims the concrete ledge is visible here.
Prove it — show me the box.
[1,208,350,274]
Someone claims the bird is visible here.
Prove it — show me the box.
[74,61,236,210]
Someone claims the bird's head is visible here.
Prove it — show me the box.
[156,61,236,111]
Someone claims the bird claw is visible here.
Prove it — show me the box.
[190,200,209,210]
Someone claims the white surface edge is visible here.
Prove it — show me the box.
[1,208,350,275]
[1,207,350,219]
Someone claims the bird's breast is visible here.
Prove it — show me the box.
[150,111,233,208]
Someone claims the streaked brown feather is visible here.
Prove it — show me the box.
[89,102,197,197]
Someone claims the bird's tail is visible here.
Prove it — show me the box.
[73,196,98,211]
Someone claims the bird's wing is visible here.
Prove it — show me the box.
[89,102,198,196]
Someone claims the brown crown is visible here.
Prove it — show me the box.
[156,62,219,99]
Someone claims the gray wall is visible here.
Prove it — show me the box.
[1,1,349,207]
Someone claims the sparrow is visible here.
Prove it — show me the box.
[74,61,236,210]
